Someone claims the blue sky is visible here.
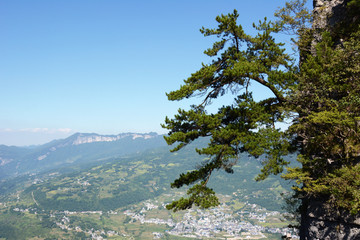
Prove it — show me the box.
[0,0,311,146]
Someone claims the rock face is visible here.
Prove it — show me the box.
[300,199,360,239]
[299,1,360,239]
[71,132,156,145]
[311,0,351,51]
[312,0,349,29]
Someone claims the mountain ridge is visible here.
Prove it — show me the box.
[0,132,166,180]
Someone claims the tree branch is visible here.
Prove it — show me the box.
[251,75,286,103]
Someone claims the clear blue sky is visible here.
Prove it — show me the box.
[0,0,311,146]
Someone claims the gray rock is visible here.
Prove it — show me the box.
[311,0,350,52]
[301,199,360,239]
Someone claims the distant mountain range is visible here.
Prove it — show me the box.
[0,133,293,239]
[0,132,166,180]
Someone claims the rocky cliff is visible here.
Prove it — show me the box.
[70,132,157,145]
[312,0,357,48]
[301,198,360,239]
[300,1,360,239]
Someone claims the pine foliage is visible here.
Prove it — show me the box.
[163,0,360,214]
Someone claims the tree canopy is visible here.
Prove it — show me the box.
[162,0,360,216]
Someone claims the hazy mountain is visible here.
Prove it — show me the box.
[0,145,31,179]
[0,132,166,180]
[0,134,295,239]
[1,137,292,211]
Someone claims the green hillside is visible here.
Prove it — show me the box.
[0,140,296,239]
[12,140,292,211]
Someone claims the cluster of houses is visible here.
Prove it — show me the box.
[10,197,299,239]
[124,200,299,239]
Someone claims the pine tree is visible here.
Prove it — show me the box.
[162,8,297,211]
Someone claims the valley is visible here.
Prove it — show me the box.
[0,133,298,239]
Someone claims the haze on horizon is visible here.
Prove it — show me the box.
[1,0,309,146]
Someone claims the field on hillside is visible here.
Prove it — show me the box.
[0,143,298,239]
